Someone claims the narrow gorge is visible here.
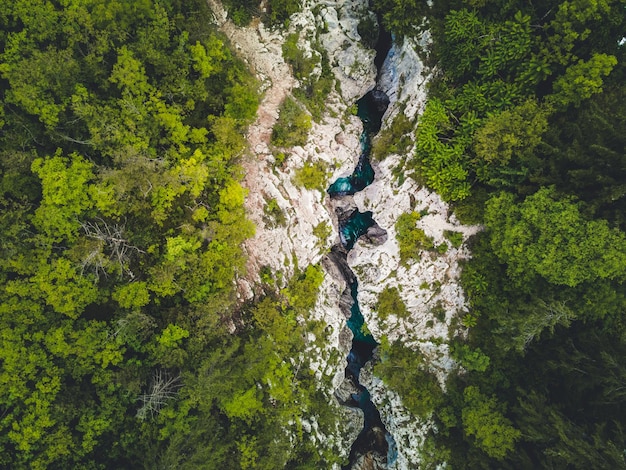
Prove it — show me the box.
[327,87,395,468]
[215,0,480,467]
[2,0,620,467]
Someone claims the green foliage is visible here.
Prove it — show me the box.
[259,265,277,286]
[283,264,324,314]
[293,160,329,192]
[312,221,332,251]
[221,0,259,26]
[273,151,287,168]
[473,99,549,167]
[223,387,264,422]
[371,111,414,161]
[451,343,490,372]
[542,0,613,67]
[438,9,490,80]
[294,65,334,122]
[31,152,96,241]
[550,53,617,108]
[267,0,301,26]
[376,286,409,320]
[461,386,521,459]
[263,197,287,227]
[485,188,626,287]
[444,230,464,248]
[430,300,446,323]
[373,0,428,36]
[271,97,312,147]
[282,33,334,121]
[397,2,626,467]
[220,0,301,28]
[471,99,552,189]
[477,12,533,79]
[225,81,260,124]
[438,8,533,83]
[533,85,626,226]
[113,282,150,309]
[1,46,79,127]
[282,33,317,81]
[357,12,379,49]
[157,324,190,349]
[170,263,341,469]
[375,339,444,418]
[407,0,622,203]
[2,0,624,468]
[412,98,471,201]
[32,257,99,319]
[0,1,269,467]
[507,330,626,468]
[395,211,434,262]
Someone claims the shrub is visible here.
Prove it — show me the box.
[431,301,447,323]
[395,212,434,263]
[283,264,324,313]
[271,97,311,147]
[451,342,490,372]
[294,70,333,122]
[313,221,332,251]
[357,13,379,49]
[259,265,275,286]
[444,230,464,248]
[376,286,410,320]
[222,0,258,26]
[282,33,316,80]
[436,243,449,254]
[294,160,328,192]
[267,0,301,26]
[263,197,286,227]
[273,152,287,168]
[282,33,334,121]
[375,339,444,418]
[371,112,414,161]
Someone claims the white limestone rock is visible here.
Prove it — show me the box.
[359,360,433,469]
[346,42,480,464]
[290,0,377,103]
[209,0,481,467]
[378,34,432,121]
[350,153,480,373]
[207,0,375,463]
[316,0,377,102]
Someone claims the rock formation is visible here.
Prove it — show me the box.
[208,0,480,468]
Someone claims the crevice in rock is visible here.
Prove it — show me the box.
[324,15,396,468]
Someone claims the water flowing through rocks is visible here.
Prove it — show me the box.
[326,33,397,466]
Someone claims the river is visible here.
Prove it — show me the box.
[327,39,398,467]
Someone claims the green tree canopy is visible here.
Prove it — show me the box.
[485,188,626,287]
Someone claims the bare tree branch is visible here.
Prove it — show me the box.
[81,219,145,279]
[136,370,182,421]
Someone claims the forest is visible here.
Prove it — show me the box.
[371,0,626,467]
[1,0,625,469]
[0,1,344,468]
